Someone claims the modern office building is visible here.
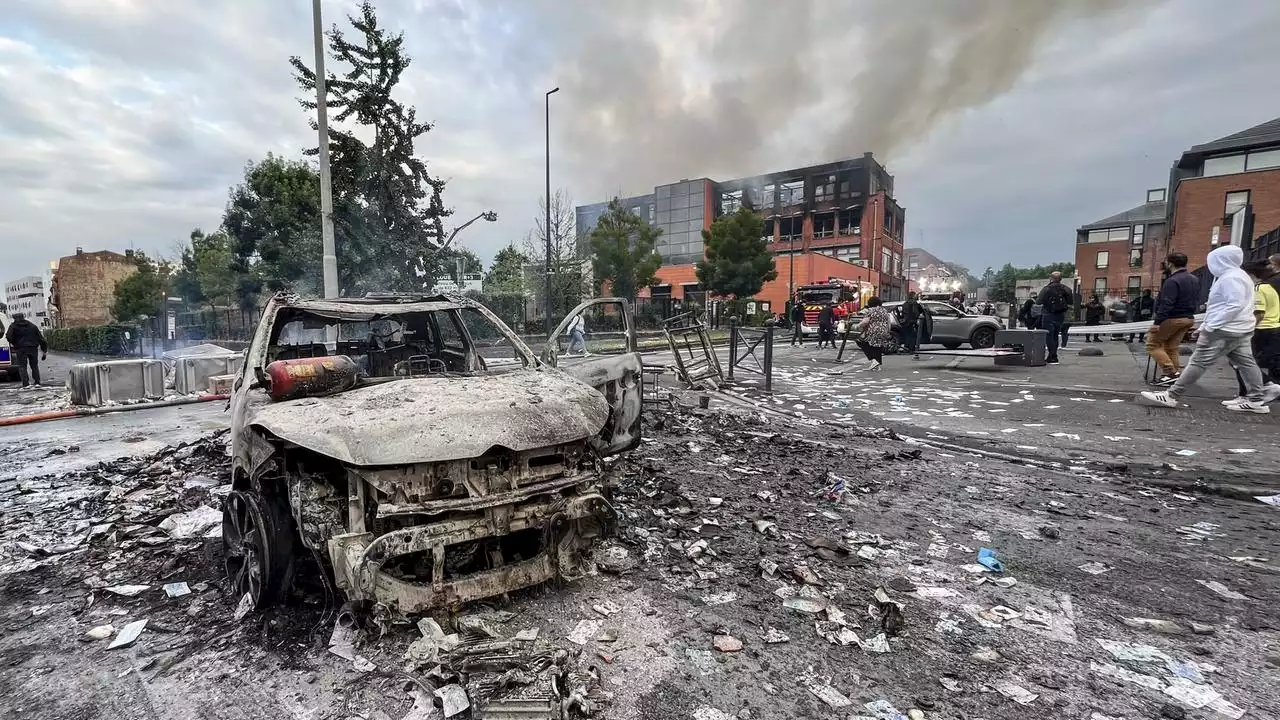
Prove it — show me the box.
[575,153,908,309]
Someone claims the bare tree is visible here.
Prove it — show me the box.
[521,190,588,320]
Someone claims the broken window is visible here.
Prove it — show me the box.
[837,207,863,235]
[813,212,835,238]
[752,184,775,208]
[779,180,804,207]
[779,216,803,241]
[720,189,743,214]
[834,245,860,261]
[762,218,776,243]
[813,174,836,202]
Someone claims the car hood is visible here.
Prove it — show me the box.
[245,369,609,466]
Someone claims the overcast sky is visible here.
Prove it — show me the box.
[1,0,1277,284]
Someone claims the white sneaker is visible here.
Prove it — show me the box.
[1221,396,1247,406]
[1262,384,1280,404]
[1224,399,1271,414]
[1137,390,1178,408]
[869,361,882,372]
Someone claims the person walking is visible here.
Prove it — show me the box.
[1138,245,1269,413]
[1084,295,1105,341]
[566,312,588,355]
[1035,272,1073,365]
[1146,252,1199,385]
[817,302,836,349]
[4,313,48,388]
[1224,260,1280,404]
[1127,289,1154,342]
[899,292,922,353]
[856,297,893,371]
[789,297,805,346]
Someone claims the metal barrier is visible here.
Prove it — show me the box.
[726,317,774,392]
[662,311,723,389]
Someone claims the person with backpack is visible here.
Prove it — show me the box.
[1036,272,1073,365]
[565,313,588,355]
[4,312,48,388]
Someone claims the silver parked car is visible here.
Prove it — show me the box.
[856,300,1002,351]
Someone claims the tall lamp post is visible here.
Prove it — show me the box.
[312,0,338,300]
[544,87,559,335]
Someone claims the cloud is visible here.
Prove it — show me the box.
[0,0,1277,291]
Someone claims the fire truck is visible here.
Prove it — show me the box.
[794,279,866,338]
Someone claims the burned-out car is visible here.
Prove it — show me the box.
[225,292,641,614]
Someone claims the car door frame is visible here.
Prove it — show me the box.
[923,301,964,342]
[541,298,642,456]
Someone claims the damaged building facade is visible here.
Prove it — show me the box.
[576,153,909,311]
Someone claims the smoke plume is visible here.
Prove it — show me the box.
[532,0,1154,194]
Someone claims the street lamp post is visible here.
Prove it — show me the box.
[440,211,498,251]
[312,0,338,300]
[544,87,559,336]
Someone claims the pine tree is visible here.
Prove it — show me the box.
[588,200,663,302]
[290,1,449,295]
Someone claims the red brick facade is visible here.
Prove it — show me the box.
[1167,169,1280,267]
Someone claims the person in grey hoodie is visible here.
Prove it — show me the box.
[1138,245,1269,413]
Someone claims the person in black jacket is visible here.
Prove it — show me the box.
[899,292,922,352]
[1147,252,1199,385]
[1018,297,1036,329]
[1036,273,1073,364]
[1083,295,1105,341]
[789,296,805,346]
[5,313,48,387]
[817,302,836,349]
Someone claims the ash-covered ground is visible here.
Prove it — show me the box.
[1,403,1277,720]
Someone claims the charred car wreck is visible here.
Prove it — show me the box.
[225,292,642,615]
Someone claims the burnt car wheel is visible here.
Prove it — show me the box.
[970,326,996,349]
[223,490,296,609]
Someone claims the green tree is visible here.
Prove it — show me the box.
[1014,262,1075,280]
[980,266,995,287]
[111,252,168,322]
[484,244,528,295]
[988,263,1019,304]
[290,0,450,295]
[223,155,323,306]
[588,199,663,302]
[696,207,778,299]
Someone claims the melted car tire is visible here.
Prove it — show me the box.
[223,489,297,610]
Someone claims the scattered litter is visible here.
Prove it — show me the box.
[1104,436,1131,441]
[592,600,622,617]
[977,548,1003,572]
[567,619,603,645]
[1121,617,1188,635]
[107,619,147,650]
[233,593,254,621]
[752,520,778,535]
[939,677,962,692]
[1195,579,1248,601]
[855,633,891,654]
[806,680,851,708]
[105,585,150,597]
[1173,449,1198,457]
[759,559,779,579]
[712,635,742,652]
[1078,562,1111,575]
[914,586,959,599]
[987,606,1021,621]
[351,656,375,672]
[692,708,735,720]
[792,565,823,586]
[995,682,1037,705]
[1049,432,1079,440]
[763,627,789,643]
[700,592,737,606]
[783,597,828,614]
[158,505,223,538]
[1091,660,1165,691]
[1226,448,1257,454]
[1097,639,1172,664]
[863,699,904,719]
[162,582,191,598]
[1177,522,1221,540]
[329,611,359,662]
[434,684,470,718]
[1256,494,1280,506]
[82,624,115,641]
[970,647,1003,663]
[512,627,539,642]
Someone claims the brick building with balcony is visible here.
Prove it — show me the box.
[575,153,907,313]
[1074,188,1167,301]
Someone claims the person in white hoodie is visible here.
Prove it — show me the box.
[1138,245,1269,413]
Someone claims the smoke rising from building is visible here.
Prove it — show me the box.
[533,0,1153,194]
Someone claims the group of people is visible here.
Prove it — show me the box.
[1138,247,1280,413]
[788,292,931,371]
[1,313,49,388]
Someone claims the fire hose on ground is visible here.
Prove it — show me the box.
[0,393,229,428]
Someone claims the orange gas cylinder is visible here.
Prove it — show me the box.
[264,355,359,401]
